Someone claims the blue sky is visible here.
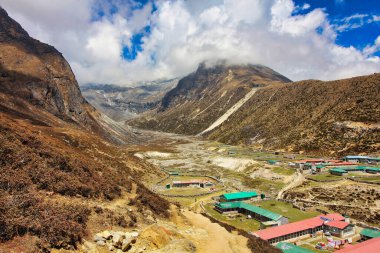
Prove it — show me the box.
[294,0,380,55]
[121,0,380,61]
[2,0,380,84]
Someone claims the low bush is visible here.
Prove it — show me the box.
[0,190,90,250]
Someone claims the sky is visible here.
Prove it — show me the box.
[0,0,379,85]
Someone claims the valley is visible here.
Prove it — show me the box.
[0,3,379,253]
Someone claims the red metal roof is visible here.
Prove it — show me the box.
[253,214,345,240]
[335,237,380,253]
[325,221,350,230]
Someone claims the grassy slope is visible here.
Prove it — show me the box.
[207,74,380,155]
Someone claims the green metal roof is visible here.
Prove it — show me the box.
[360,229,380,238]
[329,168,347,173]
[239,202,283,221]
[215,202,241,209]
[215,201,282,221]
[366,167,380,171]
[221,191,258,200]
[342,166,364,171]
[316,165,325,169]
[276,242,314,253]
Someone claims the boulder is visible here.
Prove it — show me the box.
[130,231,139,238]
[112,232,125,247]
[96,240,106,246]
[121,238,132,251]
[99,230,112,240]
[128,246,137,253]
[93,234,106,242]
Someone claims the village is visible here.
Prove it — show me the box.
[135,135,380,253]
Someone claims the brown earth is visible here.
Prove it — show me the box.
[183,211,251,253]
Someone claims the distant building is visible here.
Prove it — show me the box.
[267,160,279,165]
[328,166,380,175]
[365,167,380,174]
[323,162,357,168]
[295,159,349,170]
[368,157,380,164]
[324,221,355,237]
[172,179,214,188]
[329,168,348,176]
[343,156,369,163]
[214,201,288,226]
[334,237,380,253]
[253,213,347,244]
[360,228,380,241]
[220,191,258,202]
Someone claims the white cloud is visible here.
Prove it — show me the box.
[363,36,380,56]
[302,3,310,10]
[333,13,380,32]
[0,0,379,85]
[271,0,326,36]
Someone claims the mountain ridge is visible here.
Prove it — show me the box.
[131,63,380,155]
[0,6,136,144]
[130,63,291,135]
[81,78,179,122]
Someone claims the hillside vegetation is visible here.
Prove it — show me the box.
[0,7,170,251]
[207,74,380,154]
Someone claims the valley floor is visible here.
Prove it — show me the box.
[126,129,380,253]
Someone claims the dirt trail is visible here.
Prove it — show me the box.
[199,88,258,135]
[277,171,304,199]
[183,210,251,253]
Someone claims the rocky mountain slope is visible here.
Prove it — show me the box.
[0,7,133,144]
[206,74,380,155]
[131,62,379,155]
[81,79,178,122]
[0,7,169,251]
[130,62,291,134]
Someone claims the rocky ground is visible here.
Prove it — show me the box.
[284,180,380,226]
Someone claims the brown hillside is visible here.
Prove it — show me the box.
[130,62,291,134]
[207,74,380,155]
[0,7,133,144]
[0,7,170,251]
